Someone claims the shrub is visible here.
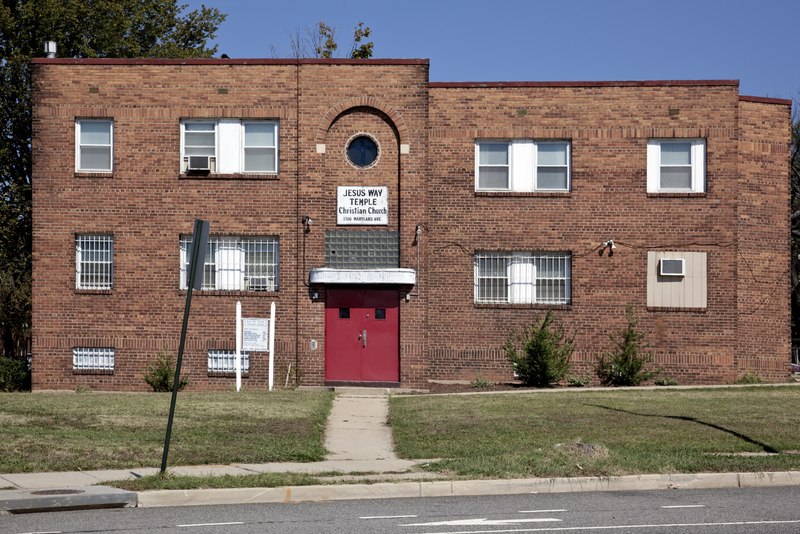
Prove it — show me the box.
[144,352,189,392]
[734,372,762,385]
[654,376,678,386]
[0,356,29,392]
[596,304,656,386]
[470,376,493,389]
[504,311,574,387]
[566,374,591,387]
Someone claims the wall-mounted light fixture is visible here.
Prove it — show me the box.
[602,239,616,256]
[301,215,313,233]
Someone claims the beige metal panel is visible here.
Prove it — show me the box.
[647,251,707,308]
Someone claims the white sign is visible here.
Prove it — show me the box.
[242,318,269,352]
[337,186,388,225]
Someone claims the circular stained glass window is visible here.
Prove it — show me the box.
[347,135,379,168]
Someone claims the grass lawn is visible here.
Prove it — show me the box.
[0,389,333,473]
[390,386,800,478]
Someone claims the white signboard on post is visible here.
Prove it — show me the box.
[242,318,269,352]
[337,186,389,225]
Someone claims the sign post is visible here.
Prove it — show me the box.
[239,303,276,391]
[235,301,242,392]
[161,219,209,475]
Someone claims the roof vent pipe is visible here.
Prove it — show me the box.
[44,41,56,58]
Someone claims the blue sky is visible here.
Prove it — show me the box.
[186,0,799,106]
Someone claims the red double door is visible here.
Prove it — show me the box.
[325,289,399,383]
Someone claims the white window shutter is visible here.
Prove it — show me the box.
[646,140,660,192]
[692,140,706,193]
[509,252,535,303]
[217,119,240,173]
[511,140,535,192]
[216,240,244,290]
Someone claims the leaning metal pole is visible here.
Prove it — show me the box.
[160,219,208,475]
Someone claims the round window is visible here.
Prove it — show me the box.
[347,135,379,168]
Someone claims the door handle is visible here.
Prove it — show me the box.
[360,329,367,348]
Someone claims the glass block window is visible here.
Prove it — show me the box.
[180,236,279,291]
[76,234,114,290]
[208,349,249,374]
[475,252,571,305]
[73,347,115,371]
[324,230,399,269]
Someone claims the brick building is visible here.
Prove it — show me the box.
[30,58,792,390]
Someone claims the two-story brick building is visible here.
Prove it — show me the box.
[30,58,792,390]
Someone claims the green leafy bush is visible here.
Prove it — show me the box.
[654,376,678,386]
[144,352,189,392]
[0,356,29,392]
[470,376,493,389]
[734,372,762,384]
[566,374,591,387]
[504,311,574,387]
[596,304,656,386]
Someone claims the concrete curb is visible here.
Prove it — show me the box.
[135,470,800,507]
[0,486,136,514]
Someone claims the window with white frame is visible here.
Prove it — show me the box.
[475,140,571,192]
[76,234,114,289]
[647,139,705,193]
[73,347,115,372]
[181,120,278,174]
[208,349,249,374]
[474,252,571,304]
[76,119,113,172]
[180,236,279,291]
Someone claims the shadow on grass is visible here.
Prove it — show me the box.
[585,403,779,454]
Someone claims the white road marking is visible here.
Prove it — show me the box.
[406,518,800,534]
[661,504,706,509]
[361,514,419,519]
[177,522,245,528]
[18,532,62,534]
[520,509,568,513]
[402,517,562,526]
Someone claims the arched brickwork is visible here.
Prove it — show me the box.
[317,96,408,145]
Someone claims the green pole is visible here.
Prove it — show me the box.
[160,219,207,475]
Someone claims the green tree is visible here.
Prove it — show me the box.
[0,1,225,360]
[285,20,374,59]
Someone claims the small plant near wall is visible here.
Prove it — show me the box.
[566,374,591,387]
[654,376,678,386]
[504,311,574,388]
[734,372,763,385]
[596,304,656,386]
[470,376,493,389]
[144,351,189,392]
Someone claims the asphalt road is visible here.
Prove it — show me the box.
[5,486,800,533]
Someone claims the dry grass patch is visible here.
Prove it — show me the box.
[390,386,800,478]
[0,390,333,473]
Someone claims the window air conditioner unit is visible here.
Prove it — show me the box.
[246,276,275,291]
[659,258,685,277]
[187,155,210,171]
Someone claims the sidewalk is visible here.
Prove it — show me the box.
[3,387,800,513]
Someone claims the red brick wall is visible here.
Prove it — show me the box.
[426,83,787,385]
[736,98,792,380]
[31,60,790,390]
